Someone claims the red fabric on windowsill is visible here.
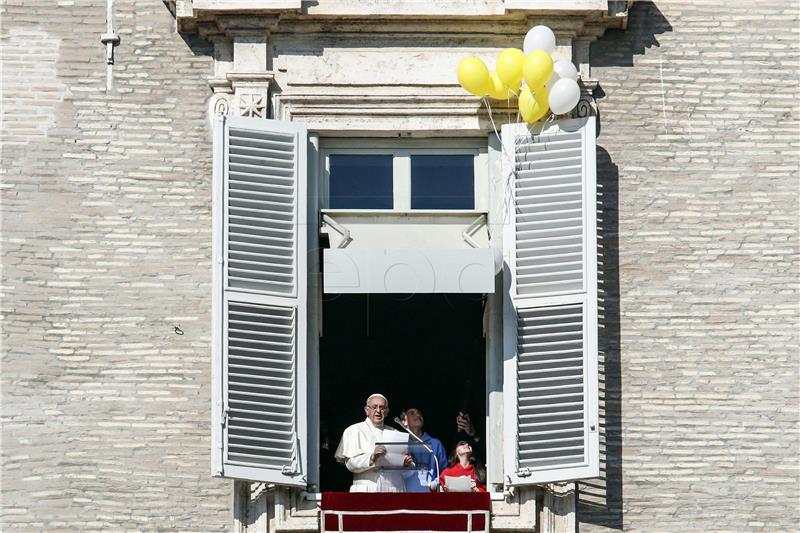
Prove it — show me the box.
[321,492,490,532]
[322,513,486,531]
[321,492,490,511]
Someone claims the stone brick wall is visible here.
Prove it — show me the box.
[1,1,797,532]
[1,1,231,530]
[579,1,799,531]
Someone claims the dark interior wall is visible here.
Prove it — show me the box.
[319,294,486,491]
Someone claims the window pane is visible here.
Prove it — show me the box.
[329,155,393,209]
[411,155,474,210]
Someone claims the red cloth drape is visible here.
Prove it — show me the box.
[321,492,490,532]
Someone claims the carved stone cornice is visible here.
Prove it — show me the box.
[186,2,620,122]
[227,71,274,87]
[208,77,233,94]
[171,0,630,36]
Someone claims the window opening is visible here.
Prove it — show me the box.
[318,294,486,492]
[410,155,475,210]
[328,154,393,209]
[321,143,485,212]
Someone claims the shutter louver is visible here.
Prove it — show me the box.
[514,131,584,297]
[517,303,585,469]
[212,116,308,486]
[502,118,599,485]
[226,301,296,468]
[227,127,297,296]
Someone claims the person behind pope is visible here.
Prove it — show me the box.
[439,440,487,493]
[334,393,414,492]
[399,407,447,492]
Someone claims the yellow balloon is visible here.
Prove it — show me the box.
[518,86,537,123]
[496,48,525,89]
[522,51,554,90]
[457,57,491,97]
[530,86,550,122]
[487,72,516,100]
[519,85,550,123]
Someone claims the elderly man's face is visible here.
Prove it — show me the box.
[364,396,388,426]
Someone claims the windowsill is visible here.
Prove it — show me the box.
[303,491,507,501]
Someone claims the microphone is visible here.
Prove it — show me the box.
[393,417,441,490]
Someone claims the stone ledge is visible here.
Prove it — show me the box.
[170,0,629,35]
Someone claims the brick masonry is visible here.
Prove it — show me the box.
[1,1,230,531]
[1,1,798,532]
[579,1,799,532]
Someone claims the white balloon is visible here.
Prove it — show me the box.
[552,59,578,81]
[523,25,556,55]
[548,78,581,115]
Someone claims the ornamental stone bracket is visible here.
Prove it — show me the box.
[197,16,282,119]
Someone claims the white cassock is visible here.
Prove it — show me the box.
[334,418,405,492]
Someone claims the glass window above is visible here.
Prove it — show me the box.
[328,154,393,209]
[411,155,475,210]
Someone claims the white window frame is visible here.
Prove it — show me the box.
[320,138,489,212]
[307,137,496,496]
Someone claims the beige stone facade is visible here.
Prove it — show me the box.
[1,1,798,532]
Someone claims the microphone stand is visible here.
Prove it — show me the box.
[394,417,441,492]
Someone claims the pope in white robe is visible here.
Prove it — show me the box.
[335,393,412,492]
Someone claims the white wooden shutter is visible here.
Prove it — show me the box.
[501,117,599,485]
[212,115,308,486]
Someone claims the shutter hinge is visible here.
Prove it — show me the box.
[281,465,297,475]
[517,467,533,478]
[222,407,230,427]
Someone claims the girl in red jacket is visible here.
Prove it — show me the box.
[439,440,487,493]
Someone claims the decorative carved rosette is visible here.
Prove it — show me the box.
[238,92,268,118]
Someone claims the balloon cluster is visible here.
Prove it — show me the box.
[456,26,581,123]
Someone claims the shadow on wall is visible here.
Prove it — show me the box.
[591,1,673,68]
[578,3,672,531]
[578,146,622,530]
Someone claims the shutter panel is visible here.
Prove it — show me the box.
[212,115,308,486]
[227,125,298,296]
[501,117,599,485]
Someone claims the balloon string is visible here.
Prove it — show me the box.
[482,96,526,226]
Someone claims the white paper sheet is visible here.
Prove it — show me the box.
[444,475,473,492]
[375,431,409,468]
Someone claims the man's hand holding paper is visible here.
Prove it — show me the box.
[374,431,411,468]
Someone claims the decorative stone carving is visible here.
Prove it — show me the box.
[238,93,267,118]
[541,482,576,533]
[574,93,597,118]
[202,27,274,119]
[212,95,231,117]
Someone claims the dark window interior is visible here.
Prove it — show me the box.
[329,154,393,209]
[319,294,486,492]
[411,155,475,210]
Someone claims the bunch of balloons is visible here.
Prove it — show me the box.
[456,25,581,123]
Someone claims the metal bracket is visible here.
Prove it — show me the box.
[100,32,120,64]
[461,214,487,249]
[321,214,353,248]
[517,467,533,478]
[504,475,516,500]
